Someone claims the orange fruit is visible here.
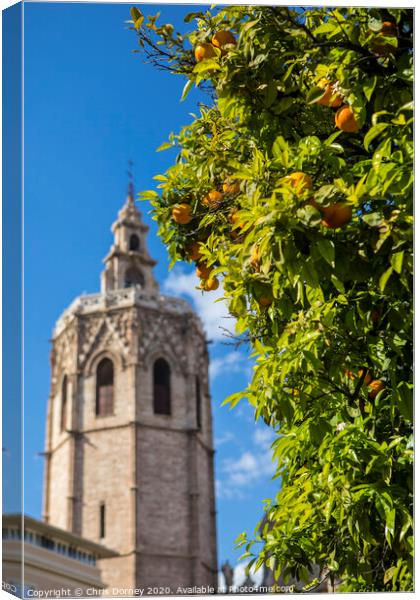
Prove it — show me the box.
[381,21,398,36]
[223,179,240,194]
[368,380,385,399]
[370,22,398,56]
[287,172,313,194]
[172,203,192,225]
[259,296,273,307]
[203,190,224,209]
[358,369,372,385]
[316,78,343,108]
[186,242,202,262]
[211,30,236,55]
[194,43,217,62]
[201,277,219,292]
[196,263,212,279]
[229,209,240,225]
[321,203,352,228]
[335,105,360,133]
[371,309,381,324]
[345,369,372,385]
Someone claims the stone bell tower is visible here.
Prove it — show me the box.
[43,186,218,592]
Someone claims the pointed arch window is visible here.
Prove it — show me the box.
[96,358,114,417]
[129,234,140,251]
[60,375,68,432]
[153,358,171,415]
[124,267,144,288]
[99,502,106,539]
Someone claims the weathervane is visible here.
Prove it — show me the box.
[127,159,135,201]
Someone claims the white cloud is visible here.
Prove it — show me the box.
[209,350,249,380]
[215,431,235,448]
[218,447,276,499]
[217,423,278,500]
[218,561,264,592]
[163,267,235,342]
[233,561,264,588]
[253,426,276,447]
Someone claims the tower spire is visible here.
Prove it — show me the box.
[100,167,158,294]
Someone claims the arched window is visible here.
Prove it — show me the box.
[196,376,202,429]
[99,502,106,538]
[60,375,68,432]
[129,234,140,251]
[153,358,171,415]
[124,267,144,288]
[96,358,114,417]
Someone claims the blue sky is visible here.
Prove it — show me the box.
[20,1,279,570]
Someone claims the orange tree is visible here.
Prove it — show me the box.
[130,6,413,591]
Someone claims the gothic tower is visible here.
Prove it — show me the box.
[43,187,218,592]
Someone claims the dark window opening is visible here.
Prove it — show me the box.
[153,358,171,415]
[129,234,140,251]
[99,503,106,539]
[124,267,144,288]
[96,359,114,417]
[40,536,55,551]
[196,376,202,429]
[60,375,68,432]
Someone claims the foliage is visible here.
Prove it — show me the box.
[130,5,413,591]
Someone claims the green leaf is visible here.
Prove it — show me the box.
[193,59,221,74]
[391,250,404,274]
[134,16,144,30]
[364,123,390,151]
[297,205,322,227]
[363,76,377,101]
[306,85,325,105]
[316,239,335,267]
[180,79,193,102]
[331,274,345,293]
[272,136,288,158]
[156,141,173,152]
[385,508,396,546]
[183,11,203,22]
[130,7,142,22]
[379,266,393,292]
[362,212,382,227]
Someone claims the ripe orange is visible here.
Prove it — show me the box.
[194,43,217,62]
[201,277,219,292]
[196,263,212,279]
[223,179,240,194]
[345,369,372,385]
[316,78,343,108]
[203,190,224,209]
[172,203,192,225]
[186,242,202,262]
[370,22,398,56]
[229,209,240,225]
[335,105,360,133]
[358,369,372,385]
[368,380,385,399]
[321,203,352,229]
[371,309,381,325]
[211,30,236,55]
[287,172,313,194]
[259,296,273,307]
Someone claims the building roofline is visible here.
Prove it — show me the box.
[3,514,118,558]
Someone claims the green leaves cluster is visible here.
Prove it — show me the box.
[131,6,413,591]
